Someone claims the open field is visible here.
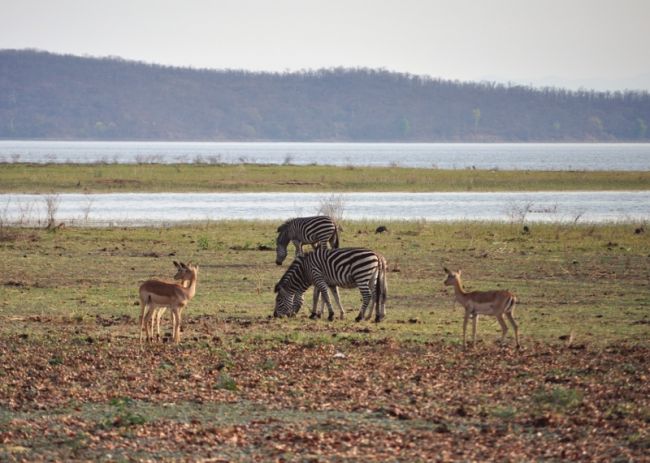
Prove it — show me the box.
[1,221,649,461]
[2,163,650,193]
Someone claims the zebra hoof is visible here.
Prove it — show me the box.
[374,315,384,323]
[328,314,335,322]
[354,315,362,322]
[309,313,318,320]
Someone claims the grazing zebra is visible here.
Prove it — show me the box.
[275,216,339,266]
[274,247,387,322]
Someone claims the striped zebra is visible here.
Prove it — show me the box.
[275,216,339,266]
[273,247,387,322]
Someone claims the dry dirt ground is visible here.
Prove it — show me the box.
[1,315,648,462]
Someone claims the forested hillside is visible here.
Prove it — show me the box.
[1,49,649,141]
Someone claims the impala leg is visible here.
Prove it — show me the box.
[139,300,147,344]
[462,311,469,349]
[155,308,165,342]
[496,314,508,344]
[471,313,478,347]
[506,311,520,348]
[174,306,184,344]
[175,308,182,344]
[169,308,177,344]
[144,306,155,343]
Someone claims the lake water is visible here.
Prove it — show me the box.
[1,141,650,170]
[2,191,648,226]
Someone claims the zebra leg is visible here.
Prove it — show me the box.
[310,288,322,319]
[292,239,303,257]
[314,279,335,321]
[364,269,379,321]
[354,284,373,322]
[330,285,345,320]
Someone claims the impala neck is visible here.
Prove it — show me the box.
[451,278,468,301]
[184,272,198,299]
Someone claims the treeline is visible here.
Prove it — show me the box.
[1,49,649,141]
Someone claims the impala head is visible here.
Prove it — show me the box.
[173,261,199,281]
[443,267,461,286]
[275,223,290,265]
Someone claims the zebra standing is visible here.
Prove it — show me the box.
[273,247,387,322]
[275,216,339,266]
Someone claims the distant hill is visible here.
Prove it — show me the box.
[1,49,649,141]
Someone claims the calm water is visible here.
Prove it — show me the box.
[2,192,648,226]
[1,141,649,170]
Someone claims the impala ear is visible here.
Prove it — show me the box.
[457,269,462,275]
[173,261,181,269]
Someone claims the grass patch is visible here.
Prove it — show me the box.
[1,163,649,193]
[533,386,584,411]
[1,220,648,345]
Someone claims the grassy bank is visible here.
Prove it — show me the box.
[2,163,649,192]
[1,221,648,461]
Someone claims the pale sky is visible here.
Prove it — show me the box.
[2,0,649,91]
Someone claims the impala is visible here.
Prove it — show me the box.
[139,262,193,343]
[443,267,520,349]
[139,261,199,344]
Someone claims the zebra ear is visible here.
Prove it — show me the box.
[173,261,181,269]
[443,267,450,274]
[274,283,280,293]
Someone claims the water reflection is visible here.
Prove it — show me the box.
[2,191,648,226]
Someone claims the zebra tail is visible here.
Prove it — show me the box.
[374,257,387,319]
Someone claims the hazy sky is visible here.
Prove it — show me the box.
[2,0,649,91]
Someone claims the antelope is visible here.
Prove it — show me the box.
[139,261,193,343]
[139,261,199,344]
[443,267,520,349]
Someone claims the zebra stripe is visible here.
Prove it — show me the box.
[273,247,387,322]
[275,216,339,265]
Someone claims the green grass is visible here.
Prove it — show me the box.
[1,220,648,345]
[1,162,649,192]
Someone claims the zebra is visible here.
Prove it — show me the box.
[273,247,387,322]
[275,216,339,266]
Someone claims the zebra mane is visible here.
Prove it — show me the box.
[276,221,290,233]
[275,255,304,292]
[276,221,291,245]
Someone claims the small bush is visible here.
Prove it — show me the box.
[214,372,237,391]
[197,235,210,250]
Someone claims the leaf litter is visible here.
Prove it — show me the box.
[1,318,648,462]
